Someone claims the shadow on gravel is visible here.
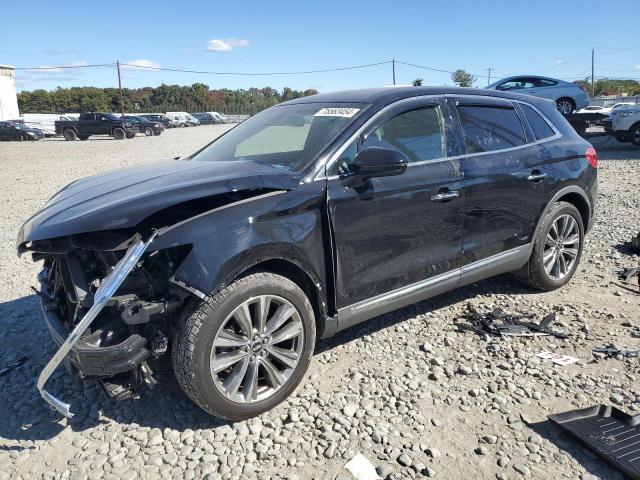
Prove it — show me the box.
[529,420,626,480]
[0,273,538,443]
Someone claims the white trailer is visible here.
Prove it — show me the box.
[0,65,19,121]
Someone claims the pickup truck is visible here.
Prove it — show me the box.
[55,113,138,140]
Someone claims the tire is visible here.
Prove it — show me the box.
[556,98,576,116]
[518,201,584,291]
[17,134,25,142]
[144,127,153,136]
[173,272,316,420]
[153,130,162,136]
[630,123,640,147]
[112,127,125,140]
[79,135,89,141]
[63,129,77,141]
[125,131,136,139]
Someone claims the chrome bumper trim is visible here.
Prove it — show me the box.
[36,231,157,418]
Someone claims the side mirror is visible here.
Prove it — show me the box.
[350,147,408,179]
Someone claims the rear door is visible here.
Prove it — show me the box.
[450,95,554,268]
[327,97,464,317]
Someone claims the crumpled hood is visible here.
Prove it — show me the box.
[18,159,297,248]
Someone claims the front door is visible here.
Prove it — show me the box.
[326,97,464,324]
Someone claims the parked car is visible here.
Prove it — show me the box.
[55,113,138,140]
[121,115,164,136]
[602,104,640,145]
[22,114,74,137]
[140,114,174,128]
[166,112,190,127]
[207,111,227,123]
[0,121,45,141]
[486,75,589,115]
[19,87,597,420]
[192,112,221,125]
[186,113,200,126]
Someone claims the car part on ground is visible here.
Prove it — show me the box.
[632,231,640,253]
[549,405,640,480]
[458,304,567,338]
[0,354,28,376]
[619,266,640,292]
[592,344,639,358]
[17,86,597,418]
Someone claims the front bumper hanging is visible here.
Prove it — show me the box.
[36,231,158,418]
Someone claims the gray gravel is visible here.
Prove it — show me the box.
[0,127,639,480]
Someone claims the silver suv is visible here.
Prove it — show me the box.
[487,75,590,115]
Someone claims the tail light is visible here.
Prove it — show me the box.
[586,147,597,168]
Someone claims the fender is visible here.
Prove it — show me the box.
[532,184,592,240]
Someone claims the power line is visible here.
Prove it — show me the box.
[14,63,116,70]
[119,60,392,76]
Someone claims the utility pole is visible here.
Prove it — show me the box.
[485,67,493,87]
[116,60,124,116]
[392,59,396,85]
[591,48,595,98]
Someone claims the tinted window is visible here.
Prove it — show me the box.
[536,78,557,87]
[457,105,526,153]
[496,78,536,91]
[521,104,555,140]
[361,106,444,163]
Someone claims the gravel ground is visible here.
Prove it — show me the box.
[0,127,639,480]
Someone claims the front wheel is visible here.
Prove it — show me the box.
[112,127,125,140]
[144,127,153,136]
[63,129,77,141]
[630,124,640,147]
[173,272,316,420]
[518,201,584,291]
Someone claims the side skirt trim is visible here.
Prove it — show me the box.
[333,243,532,335]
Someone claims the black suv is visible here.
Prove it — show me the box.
[121,115,164,136]
[18,87,597,420]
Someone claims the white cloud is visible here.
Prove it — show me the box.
[24,61,87,75]
[124,59,161,70]
[556,59,564,65]
[206,38,249,52]
[634,65,640,70]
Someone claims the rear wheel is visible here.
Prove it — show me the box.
[144,127,153,136]
[556,98,576,116]
[630,123,640,147]
[518,201,584,291]
[63,129,77,141]
[112,127,125,140]
[79,135,89,141]
[173,272,316,420]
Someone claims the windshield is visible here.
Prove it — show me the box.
[192,103,366,172]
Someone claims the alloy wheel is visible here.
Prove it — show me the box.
[556,100,573,115]
[210,295,304,404]
[543,214,580,280]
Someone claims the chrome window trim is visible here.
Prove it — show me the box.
[312,94,562,182]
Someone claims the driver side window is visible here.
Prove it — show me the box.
[333,105,445,175]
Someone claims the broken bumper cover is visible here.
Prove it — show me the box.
[36,231,157,418]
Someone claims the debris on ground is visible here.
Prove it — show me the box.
[458,304,568,338]
[549,405,640,480]
[619,266,640,290]
[593,344,640,359]
[344,453,381,480]
[0,354,28,377]
[537,351,579,366]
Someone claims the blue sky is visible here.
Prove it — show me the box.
[2,0,639,93]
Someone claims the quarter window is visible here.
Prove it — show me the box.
[361,106,445,163]
[521,104,555,140]
[457,105,527,153]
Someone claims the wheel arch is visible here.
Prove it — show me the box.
[534,185,591,240]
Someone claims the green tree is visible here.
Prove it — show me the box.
[451,69,476,87]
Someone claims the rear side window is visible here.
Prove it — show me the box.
[521,104,555,140]
[456,105,526,153]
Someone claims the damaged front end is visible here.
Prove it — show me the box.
[34,231,192,417]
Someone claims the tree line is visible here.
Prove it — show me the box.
[17,83,320,115]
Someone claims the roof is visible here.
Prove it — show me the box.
[281,86,550,107]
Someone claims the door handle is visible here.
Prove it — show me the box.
[527,171,547,182]
[431,190,459,202]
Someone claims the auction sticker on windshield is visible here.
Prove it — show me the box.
[314,107,360,118]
